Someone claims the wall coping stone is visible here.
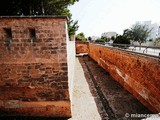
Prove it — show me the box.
[92,43,160,60]
[0,15,68,21]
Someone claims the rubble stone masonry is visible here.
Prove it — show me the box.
[0,16,71,117]
[76,42,160,113]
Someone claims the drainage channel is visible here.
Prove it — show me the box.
[81,56,116,120]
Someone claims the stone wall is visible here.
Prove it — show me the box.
[0,16,71,117]
[76,42,160,113]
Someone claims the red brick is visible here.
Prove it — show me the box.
[0,17,71,117]
[76,42,160,113]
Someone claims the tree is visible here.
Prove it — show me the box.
[0,0,79,16]
[88,36,92,42]
[75,32,86,42]
[123,29,133,40]
[153,37,160,46]
[113,29,131,45]
[101,36,109,42]
[130,23,152,45]
[111,36,115,41]
[68,19,79,39]
[0,0,79,39]
[113,35,131,44]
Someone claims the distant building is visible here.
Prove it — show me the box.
[101,32,117,38]
[91,36,100,41]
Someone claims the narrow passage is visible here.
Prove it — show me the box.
[69,58,101,120]
[78,56,152,120]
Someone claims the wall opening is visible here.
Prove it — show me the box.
[4,28,12,44]
[29,28,36,42]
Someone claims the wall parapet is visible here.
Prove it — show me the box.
[76,42,160,113]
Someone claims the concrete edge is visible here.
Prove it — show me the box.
[76,53,88,57]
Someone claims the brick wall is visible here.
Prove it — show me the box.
[76,42,160,113]
[75,41,89,54]
[0,16,71,117]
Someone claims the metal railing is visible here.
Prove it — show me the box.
[94,42,160,58]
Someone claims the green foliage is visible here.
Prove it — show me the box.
[95,39,105,42]
[113,35,130,44]
[87,36,92,42]
[68,19,79,38]
[130,23,152,45]
[94,38,105,45]
[111,36,115,41]
[76,32,86,42]
[0,0,79,16]
[101,36,109,42]
[114,24,151,46]
[95,36,110,44]
[0,0,79,39]
[88,36,92,41]
[153,37,160,46]
[113,29,131,45]
[123,29,133,40]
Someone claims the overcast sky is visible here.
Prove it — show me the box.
[69,0,160,37]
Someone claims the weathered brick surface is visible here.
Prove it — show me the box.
[76,42,160,113]
[75,41,89,54]
[0,17,71,117]
[0,101,71,117]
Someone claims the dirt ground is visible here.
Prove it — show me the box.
[78,56,153,120]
